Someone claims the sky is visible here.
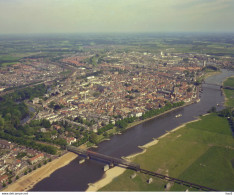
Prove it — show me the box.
[0,0,234,34]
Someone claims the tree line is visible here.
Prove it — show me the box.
[141,101,185,120]
[218,108,234,134]
[0,84,57,154]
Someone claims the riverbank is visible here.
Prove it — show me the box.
[98,113,234,191]
[91,71,233,192]
[196,70,221,84]
[84,101,194,150]
[2,152,78,192]
[203,70,221,79]
[86,116,202,192]
[129,101,197,130]
[223,76,234,107]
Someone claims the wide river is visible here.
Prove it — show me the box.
[31,69,234,191]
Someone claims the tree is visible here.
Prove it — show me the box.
[54,138,67,147]
[49,101,55,109]
[5,113,12,121]
[211,106,217,113]
[0,115,5,130]
[89,133,98,144]
[41,119,51,128]
[116,120,128,129]
[208,106,217,113]
[218,108,232,117]
[103,132,108,137]
[187,87,192,92]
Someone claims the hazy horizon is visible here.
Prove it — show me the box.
[0,0,234,34]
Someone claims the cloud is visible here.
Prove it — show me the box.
[0,0,233,33]
[174,0,233,10]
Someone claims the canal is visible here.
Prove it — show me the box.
[31,69,234,191]
[20,105,36,125]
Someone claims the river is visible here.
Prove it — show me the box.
[31,69,234,191]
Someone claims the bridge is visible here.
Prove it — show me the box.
[67,145,140,170]
[202,82,222,87]
[67,146,217,191]
[202,82,234,90]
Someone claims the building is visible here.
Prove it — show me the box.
[29,153,44,164]
[66,137,77,145]
[0,175,8,184]
[135,112,143,117]
[32,97,40,104]
[0,139,13,149]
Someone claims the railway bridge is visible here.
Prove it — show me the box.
[67,146,217,191]
[67,145,140,171]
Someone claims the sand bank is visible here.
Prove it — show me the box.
[86,117,203,192]
[3,152,78,192]
[86,167,126,192]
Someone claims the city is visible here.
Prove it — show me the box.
[0,0,234,193]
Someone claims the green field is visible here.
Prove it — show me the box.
[100,114,234,191]
[1,62,18,67]
[223,77,234,107]
[0,55,21,67]
[224,77,234,87]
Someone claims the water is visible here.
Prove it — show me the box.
[20,105,36,124]
[31,69,234,191]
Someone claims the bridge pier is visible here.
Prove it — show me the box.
[103,164,110,171]
[79,159,85,164]
[109,162,114,167]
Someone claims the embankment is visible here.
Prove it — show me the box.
[3,152,78,192]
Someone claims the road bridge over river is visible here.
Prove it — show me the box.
[67,146,217,191]
[203,82,234,90]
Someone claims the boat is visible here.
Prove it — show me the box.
[175,114,182,118]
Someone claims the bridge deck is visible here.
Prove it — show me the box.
[203,82,234,89]
[67,146,139,169]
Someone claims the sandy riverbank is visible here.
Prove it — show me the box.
[86,116,203,192]
[2,152,78,192]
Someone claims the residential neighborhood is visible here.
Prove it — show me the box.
[0,46,232,190]
[0,139,55,189]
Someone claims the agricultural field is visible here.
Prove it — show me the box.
[100,114,234,191]
[223,77,234,107]
[0,55,21,67]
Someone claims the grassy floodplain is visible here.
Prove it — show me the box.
[100,113,234,191]
[223,77,234,107]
